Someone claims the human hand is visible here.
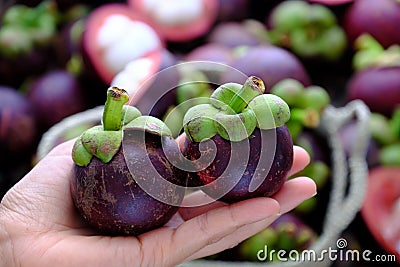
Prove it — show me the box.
[0,139,316,267]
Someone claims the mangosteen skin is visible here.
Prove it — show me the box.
[71,131,186,235]
[346,66,400,117]
[184,126,293,203]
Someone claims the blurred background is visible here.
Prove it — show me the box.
[0,0,399,266]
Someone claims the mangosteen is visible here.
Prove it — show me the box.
[346,35,400,116]
[0,1,58,87]
[266,0,348,61]
[81,3,164,85]
[343,0,400,49]
[26,70,88,131]
[207,21,264,48]
[237,213,317,262]
[219,45,311,92]
[0,86,38,164]
[127,0,219,42]
[71,87,186,235]
[182,76,293,203]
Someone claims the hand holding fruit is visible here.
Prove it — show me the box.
[0,132,315,267]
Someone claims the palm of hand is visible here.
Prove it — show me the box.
[0,141,316,267]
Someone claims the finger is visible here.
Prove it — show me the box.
[184,213,281,261]
[184,177,317,261]
[176,133,186,152]
[177,144,310,220]
[179,190,227,221]
[273,177,317,214]
[165,197,280,265]
[178,144,310,219]
[46,139,76,157]
[288,146,310,177]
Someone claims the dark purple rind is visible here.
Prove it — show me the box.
[71,131,185,236]
[0,86,38,162]
[208,22,262,48]
[184,126,293,203]
[346,66,400,116]
[26,70,87,130]
[220,46,311,92]
[343,0,400,49]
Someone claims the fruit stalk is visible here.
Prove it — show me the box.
[102,87,129,131]
[228,76,265,113]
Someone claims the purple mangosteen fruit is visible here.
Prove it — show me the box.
[0,1,58,87]
[184,43,234,66]
[267,0,348,61]
[207,21,265,48]
[81,3,164,85]
[346,66,400,117]
[0,86,38,163]
[182,76,293,203]
[220,45,310,92]
[343,0,400,49]
[26,69,87,130]
[128,0,219,42]
[71,87,186,235]
[346,35,400,116]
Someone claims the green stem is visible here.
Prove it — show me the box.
[228,76,265,113]
[103,87,129,131]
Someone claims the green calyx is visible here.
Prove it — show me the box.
[183,76,291,142]
[72,87,171,167]
[353,34,400,71]
[270,79,330,133]
[0,1,58,57]
[162,68,212,137]
[268,1,347,60]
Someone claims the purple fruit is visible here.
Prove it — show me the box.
[182,76,293,203]
[220,45,311,92]
[208,21,263,48]
[343,0,400,48]
[0,1,58,87]
[267,0,348,61]
[184,126,293,203]
[0,86,37,162]
[72,132,185,235]
[26,70,87,130]
[185,43,234,65]
[346,67,400,116]
[71,87,186,235]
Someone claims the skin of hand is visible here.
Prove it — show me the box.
[0,138,316,267]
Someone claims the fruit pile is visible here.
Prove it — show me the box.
[1,0,399,265]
